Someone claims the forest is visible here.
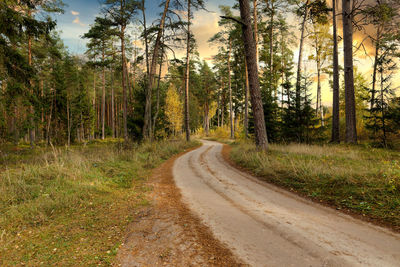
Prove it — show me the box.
[2,0,400,148]
[1,0,400,266]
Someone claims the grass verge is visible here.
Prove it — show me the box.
[228,140,400,231]
[0,139,199,266]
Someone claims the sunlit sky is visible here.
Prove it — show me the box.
[52,0,385,107]
[53,0,235,57]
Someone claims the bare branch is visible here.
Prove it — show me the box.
[220,16,245,27]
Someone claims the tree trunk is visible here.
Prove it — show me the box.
[121,28,128,141]
[28,27,35,149]
[228,38,234,139]
[143,0,170,139]
[280,30,285,110]
[92,71,96,140]
[295,0,309,113]
[41,80,44,140]
[220,77,225,127]
[152,43,164,136]
[217,92,220,127]
[331,0,340,143]
[204,102,209,136]
[111,67,115,138]
[342,0,357,143]
[13,104,18,144]
[184,0,191,142]
[239,0,268,151]
[141,0,151,138]
[102,46,106,140]
[316,52,323,126]
[380,70,386,147]
[269,1,274,94]
[253,0,259,69]
[47,85,55,145]
[67,99,71,146]
[371,27,380,110]
[244,57,249,138]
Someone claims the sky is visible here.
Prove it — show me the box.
[52,0,390,107]
[53,0,235,58]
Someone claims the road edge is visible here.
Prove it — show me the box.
[115,142,245,266]
[221,143,400,234]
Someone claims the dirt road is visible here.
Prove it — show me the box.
[173,140,400,267]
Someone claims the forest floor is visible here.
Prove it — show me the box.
[0,139,201,266]
[174,140,400,266]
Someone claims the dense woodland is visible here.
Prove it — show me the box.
[2,0,400,149]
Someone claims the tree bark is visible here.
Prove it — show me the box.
[220,77,225,127]
[67,98,71,146]
[239,0,268,151]
[121,27,128,141]
[331,0,340,143]
[102,45,106,140]
[253,0,259,69]
[152,56,163,137]
[204,101,209,136]
[153,29,165,137]
[380,69,386,147]
[143,0,170,139]
[370,27,380,110]
[269,0,274,94]
[28,22,35,149]
[244,57,249,138]
[295,0,309,113]
[228,38,234,139]
[342,0,357,143]
[111,67,115,138]
[184,0,191,142]
[142,0,151,138]
[314,36,324,126]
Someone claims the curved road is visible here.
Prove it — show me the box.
[173,140,400,267]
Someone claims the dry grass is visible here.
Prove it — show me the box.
[0,139,199,266]
[230,140,400,230]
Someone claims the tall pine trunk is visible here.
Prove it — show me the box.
[295,0,309,114]
[28,25,35,149]
[228,38,234,139]
[331,0,340,142]
[342,0,357,143]
[143,0,170,139]
[102,46,106,140]
[244,57,249,138]
[269,1,274,94]
[121,28,128,141]
[253,0,259,69]
[371,28,380,110]
[239,0,268,151]
[67,99,71,146]
[142,0,151,138]
[111,67,115,138]
[184,0,191,142]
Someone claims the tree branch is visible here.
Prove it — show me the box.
[220,16,245,27]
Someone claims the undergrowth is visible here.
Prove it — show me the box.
[0,139,199,266]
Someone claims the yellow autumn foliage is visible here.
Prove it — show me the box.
[165,84,183,135]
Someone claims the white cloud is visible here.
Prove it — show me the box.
[71,10,79,16]
[73,17,85,27]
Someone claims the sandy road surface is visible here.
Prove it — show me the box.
[173,140,400,267]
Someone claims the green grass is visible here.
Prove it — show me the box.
[229,140,400,230]
[0,139,199,266]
